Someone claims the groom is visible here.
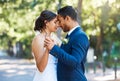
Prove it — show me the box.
[45,6,89,81]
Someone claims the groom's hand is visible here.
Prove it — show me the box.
[44,37,55,51]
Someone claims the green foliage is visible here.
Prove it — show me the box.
[21,34,34,59]
[0,0,56,57]
[0,0,79,58]
[0,0,120,61]
[82,0,120,54]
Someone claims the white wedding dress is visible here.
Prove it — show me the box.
[33,54,57,81]
[33,32,61,81]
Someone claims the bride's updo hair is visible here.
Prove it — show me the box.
[34,10,56,31]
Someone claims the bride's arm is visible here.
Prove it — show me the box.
[32,36,49,72]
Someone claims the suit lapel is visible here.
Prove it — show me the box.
[61,27,81,48]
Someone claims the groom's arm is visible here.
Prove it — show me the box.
[50,34,89,69]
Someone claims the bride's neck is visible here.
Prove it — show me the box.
[40,30,51,36]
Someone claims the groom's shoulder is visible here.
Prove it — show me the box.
[71,30,89,43]
[75,30,87,38]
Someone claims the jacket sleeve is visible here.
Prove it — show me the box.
[50,34,89,69]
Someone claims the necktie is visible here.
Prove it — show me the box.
[65,34,69,38]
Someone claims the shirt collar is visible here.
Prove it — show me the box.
[68,25,80,35]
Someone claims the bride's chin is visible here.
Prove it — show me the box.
[53,29,57,32]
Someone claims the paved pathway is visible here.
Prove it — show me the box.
[85,68,120,81]
[0,56,35,81]
[85,61,120,81]
[0,55,120,81]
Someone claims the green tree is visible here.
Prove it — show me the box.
[81,0,120,67]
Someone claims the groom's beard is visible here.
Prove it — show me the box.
[62,25,70,32]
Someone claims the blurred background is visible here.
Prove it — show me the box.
[0,0,120,81]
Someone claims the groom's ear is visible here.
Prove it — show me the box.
[65,16,71,21]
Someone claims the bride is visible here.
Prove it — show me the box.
[32,10,60,81]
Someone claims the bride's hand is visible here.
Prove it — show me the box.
[44,37,55,51]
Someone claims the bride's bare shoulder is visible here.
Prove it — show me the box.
[31,33,46,58]
[32,34,44,46]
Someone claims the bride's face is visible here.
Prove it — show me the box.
[46,17,59,33]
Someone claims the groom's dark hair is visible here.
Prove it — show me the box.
[57,6,77,21]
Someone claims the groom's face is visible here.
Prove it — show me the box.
[57,15,70,32]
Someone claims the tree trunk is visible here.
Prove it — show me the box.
[56,0,62,39]
[77,0,82,25]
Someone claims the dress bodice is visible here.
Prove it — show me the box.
[33,32,59,81]
[33,54,57,81]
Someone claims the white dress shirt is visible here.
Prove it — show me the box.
[67,26,80,35]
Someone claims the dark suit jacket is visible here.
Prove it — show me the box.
[50,27,89,81]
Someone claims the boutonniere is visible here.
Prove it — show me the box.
[61,38,69,44]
